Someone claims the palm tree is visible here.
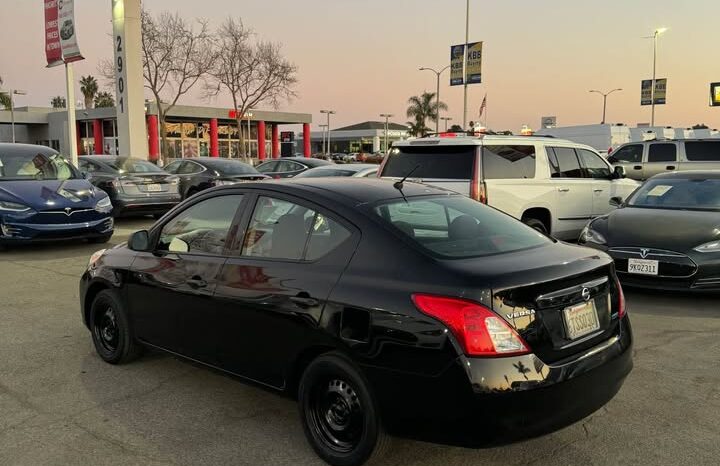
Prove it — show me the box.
[94,91,115,108]
[51,96,66,108]
[406,119,431,138]
[406,91,448,136]
[0,76,11,109]
[79,75,98,109]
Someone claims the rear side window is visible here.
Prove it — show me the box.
[648,143,677,162]
[548,147,584,178]
[685,141,720,161]
[612,144,643,163]
[382,146,476,179]
[482,145,536,179]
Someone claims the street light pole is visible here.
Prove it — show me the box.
[320,110,335,156]
[463,0,470,131]
[419,65,450,134]
[647,27,667,127]
[1,89,28,144]
[379,113,393,153]
[589,89,622,124]
[440,116,452,131]
[319,124,328,155]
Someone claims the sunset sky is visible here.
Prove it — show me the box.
[2,0,720,132]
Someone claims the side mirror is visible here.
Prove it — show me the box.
[609,196,624,207]
[613,166,626,179]
[128,230,151,252]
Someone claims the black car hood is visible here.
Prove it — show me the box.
[603,207,720,250]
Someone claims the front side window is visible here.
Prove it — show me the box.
[648,143,677,163]
[684,141,720,161]
[628,178,720,211]
[482,145,536,179]
[611,144,643,163]
[578,149,612,179]
[374,195,550,258]
[549,147,584,178]
[158,195,243,254]
[0,150,77,181]
[256,161,278,173]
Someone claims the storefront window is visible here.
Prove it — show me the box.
[182,122,197,139]
[165,123,182,138]
[102,120,115,138]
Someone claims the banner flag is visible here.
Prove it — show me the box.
[44,0,63,67]
[450,44,465,86]
[57,0,84,63]
[465,41,483,84]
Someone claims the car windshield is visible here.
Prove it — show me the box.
[110,158,164,174]
[373,195,551,258]
[295,168,357,178]
[204,159,258,175]
[628,178,720,211]
[0,150,78,181]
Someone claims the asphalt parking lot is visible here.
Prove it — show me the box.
[1,218,718,466]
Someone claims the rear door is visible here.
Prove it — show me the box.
[608,143,644,179]
[175,160,206,197]
[577,148,614,216]
[380,145,477,195]
[644,142,678,179]
[680,140,720,171]
[213,193,359,387]
[547,147,593,237]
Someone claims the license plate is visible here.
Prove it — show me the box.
[563,300,600,340]
[146,184,163,192]
[628,258,659,275]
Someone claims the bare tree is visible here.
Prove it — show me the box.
[206,18,298,160]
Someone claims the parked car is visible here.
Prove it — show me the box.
[80,178,632,466]
[379,134,639,240]
[608,138,720,180]
[79,156,181,217]
[0,143,113,248]
[579,170,720,291]
[255,156,333,178]
[164,157,269,199]
[293,163,378,179]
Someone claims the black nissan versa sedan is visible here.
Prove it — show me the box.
[80,178,632,466]
[579,170,720,291]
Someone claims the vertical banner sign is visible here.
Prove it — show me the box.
[57,0,84,63]
[653,78,667,104]
[641,79,667,105]
[450,44,465,86]
[465,41,483,84]
[711,82,720,107]
[641,80,653,105]
[43,0,63,67]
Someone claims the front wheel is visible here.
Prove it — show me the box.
[89,289,143,364]
[523,218,548,235]
[299,352,390,466]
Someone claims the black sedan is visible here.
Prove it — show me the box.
[164,157,269,199]
[255,156,333,178]
[580,170,720,291]
[79,156,181,217]
[80,179,632,466]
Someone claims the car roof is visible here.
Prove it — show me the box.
[183,157,253,167]
[392,134,592,149]
[283,157,334,167]
[651,170,720,180]
[310,163,377,172]
[0,143,58,156]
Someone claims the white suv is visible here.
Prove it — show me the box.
[379,134,640,240]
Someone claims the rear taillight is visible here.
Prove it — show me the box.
[412,294,529,357]
[615,276,626,319]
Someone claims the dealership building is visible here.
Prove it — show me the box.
[309,121,409,154]
[0,103,312,160]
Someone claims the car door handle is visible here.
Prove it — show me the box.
[557,187,570,192]
[290,296,319,308]
[593,188,604,193]
[186,276,208,289]
[666,165,676,170]
[633,165,642,170]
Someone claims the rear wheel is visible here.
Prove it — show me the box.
[299,352,389,466]
[523,217,548,235]
[89,290,143,364]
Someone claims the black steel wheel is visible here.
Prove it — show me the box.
[523,218,548,234]
[89,289,142,364]
[299,352,389,466]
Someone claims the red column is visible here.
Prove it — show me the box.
[271,124,280,159]
[209,118,219,157]
[93,119,103,155]
[76,122,84,155]
[147,115,159,161]
[257,120,266,160]
[303,123,311,157]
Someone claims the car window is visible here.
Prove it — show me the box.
[157,195,243,255]
[482,145,536,179]
[110,158,164,173]
[374,195,550,258]
[0,150,77,181]
[164,160,182,174]
[178,161,204,175]
[648,143,677,163]
[256,161,278,173]
[78,159,99,173]
[684,141,720,161]
[611,144,643,163]
[381,146,476,179]
[305,214,352,260]
[578,149,612,179]
[549,147,584,178]
[362,169,378,177]
[277,160,302,172]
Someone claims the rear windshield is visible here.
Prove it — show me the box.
[204,159,258,175]
[296,169,357,178]
[628,178,720,211]
[110,158,165,173]
[482,145,536,179]
[373,195,550,258]
[684,141,720,161]
[381,146,475,179]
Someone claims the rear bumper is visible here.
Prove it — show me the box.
[112,194,181,217]
[0,216,114,243]
[365,316,633,446]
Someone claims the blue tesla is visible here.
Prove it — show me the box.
[0,143,114,248]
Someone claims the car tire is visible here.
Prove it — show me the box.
[89,289,143,365]
[523,218,548,234]
[89,234,112,244]
[299,352,390,466]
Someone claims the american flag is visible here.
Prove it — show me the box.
[479,94,487,118]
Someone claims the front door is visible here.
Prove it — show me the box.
[214,193,358,387]
[644,142,678,179]
[547,147,594,239]
[128,194,246,364]
[609,143,644,180]
[577,148,614,216]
